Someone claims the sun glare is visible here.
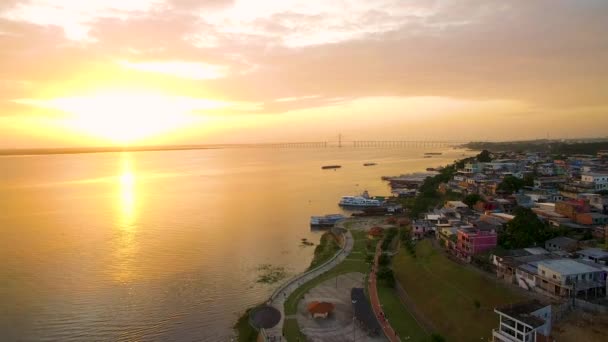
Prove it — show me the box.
[17,90,221,144]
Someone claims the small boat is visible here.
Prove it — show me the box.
[363,162,377,166]
[322,165,341,170]
[310,214,345,227]
[424,152,442,155]
[424,155,432,158]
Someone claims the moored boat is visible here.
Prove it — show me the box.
[338,191,382,208]
[310,214,345,227]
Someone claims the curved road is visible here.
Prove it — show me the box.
[263,229,354,341]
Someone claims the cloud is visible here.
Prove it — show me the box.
[0,0,607,126]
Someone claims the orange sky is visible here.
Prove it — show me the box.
[1,0,607,147]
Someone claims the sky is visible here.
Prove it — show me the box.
[0,0,607,147]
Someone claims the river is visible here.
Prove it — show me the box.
[0,147,473,341]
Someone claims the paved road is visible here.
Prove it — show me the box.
[369,242,400,342]
[264,230,355,341]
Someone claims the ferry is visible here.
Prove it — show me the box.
[339,191,382,207]
[310,214,345,227]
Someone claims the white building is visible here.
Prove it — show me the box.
[581,172,608,191]
[493,300,552,342]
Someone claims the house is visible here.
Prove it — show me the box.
[575,212,608,226]
[445,200,468,209]
[555,199,590,219]
[492,300,552,342]
[581,172,608,191]
[535,259,606,298]
[544,237,577,253]
[412,220,433,240]
[576,248,608,265]
[455,227,497,262]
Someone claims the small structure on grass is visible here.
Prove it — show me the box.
[306,301,335,319]
[368,227,384,239]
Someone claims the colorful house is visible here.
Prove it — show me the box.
[455,227,498,262]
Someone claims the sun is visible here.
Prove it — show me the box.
[19,89,223,144]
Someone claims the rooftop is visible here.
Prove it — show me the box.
[537,259,601,275]
[495,300,547,328]
[545,236,577,247]
[577,248,608,260]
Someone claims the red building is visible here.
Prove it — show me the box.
[455,227,497,262]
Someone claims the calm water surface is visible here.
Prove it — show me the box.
[0,147,473,341]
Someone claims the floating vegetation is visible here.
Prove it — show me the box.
[300,238,315,247]
[256,264,288,284]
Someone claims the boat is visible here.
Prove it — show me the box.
[363,162,377,166]
[310,214,345,227]
[424,152,442,155]
[339,191,382,208]
[322,165,341,170]
[426,167,436,171]
[424,156,432,158]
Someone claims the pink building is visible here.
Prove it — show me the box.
[456,227,497,262]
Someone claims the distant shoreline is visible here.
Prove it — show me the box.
[0,145,218,156]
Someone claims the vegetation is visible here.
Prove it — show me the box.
[381,227,398,251]
[466,140,608,155]
[497,175,526,194]
[256,264,288,284]
[234,309,258,342]
[392,240,524,341]
[307,232,340,270]
[476,149,492,162]
[463,193,483,208]
[376,285,427,341]
[499,207,554,249]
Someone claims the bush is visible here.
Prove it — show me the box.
[378,254,391,266]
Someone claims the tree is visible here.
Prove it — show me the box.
[378,254,391,266]
[477,149,492,162]
[500,207,550,248]
[377,267,395,288]
[497,175,525,194]
[429,333,446,342]
[463,194,483,208]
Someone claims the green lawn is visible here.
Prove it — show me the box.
[234,309,258,342]
[283,230,374,340]
[377,285,427,341]
[393,240,525,341]
[308,232,340,270]
[283,318,306,341]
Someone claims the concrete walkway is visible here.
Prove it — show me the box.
[264,229,355,341]
[369,242,400,342]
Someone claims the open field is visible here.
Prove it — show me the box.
[553,311,608,342]
[376,286,427,341]
[392,239,525,341]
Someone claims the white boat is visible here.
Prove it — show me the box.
[339,191,382,207]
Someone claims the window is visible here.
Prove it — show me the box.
[552,274,557,279]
